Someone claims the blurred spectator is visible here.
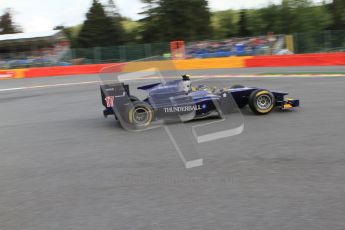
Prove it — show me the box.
[185,34,285,59]
[0,45,70,69]
[0,30,71,69]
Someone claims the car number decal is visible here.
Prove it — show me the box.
[105,96,115,107]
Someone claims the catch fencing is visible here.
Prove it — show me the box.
[294,30,345,54]
[0,30,344,69]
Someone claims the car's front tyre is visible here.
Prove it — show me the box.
[248,89,275,115]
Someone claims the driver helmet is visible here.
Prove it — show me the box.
[182,75,191,93]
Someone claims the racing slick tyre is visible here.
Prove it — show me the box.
[125,101,153,129]
[114,96,140,121]
[248,89,275,115]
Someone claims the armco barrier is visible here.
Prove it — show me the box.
[0,69,26,79]
[245,53,345,67]
[2,53,344,79]
[121,57,251,72]
[0,70,15,79]
[24,63,123,78]
[122,60,178,72]
[174,56,251,70]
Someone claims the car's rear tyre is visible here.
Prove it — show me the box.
[115,96,140,121]
[248,89,275,115]
[125,101,153,129]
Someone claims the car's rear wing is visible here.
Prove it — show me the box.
[100,83,130,108]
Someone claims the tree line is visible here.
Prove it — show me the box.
[1,0,344,47]
[0,9,22,35]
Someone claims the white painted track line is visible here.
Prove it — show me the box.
[0,74,344,92]
[0,81,100,92]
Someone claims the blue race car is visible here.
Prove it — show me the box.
[101,75,299,129]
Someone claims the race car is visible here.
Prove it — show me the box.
[100,75,299,129]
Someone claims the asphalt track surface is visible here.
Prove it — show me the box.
[1,66,345,230]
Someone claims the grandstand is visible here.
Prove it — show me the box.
[0,30,70,69]
[185,34,288,59]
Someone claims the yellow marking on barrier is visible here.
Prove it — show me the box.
[122,60,175,72]
[121,57,253,72]
[174,56,253,70]
[14,69,27,79]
